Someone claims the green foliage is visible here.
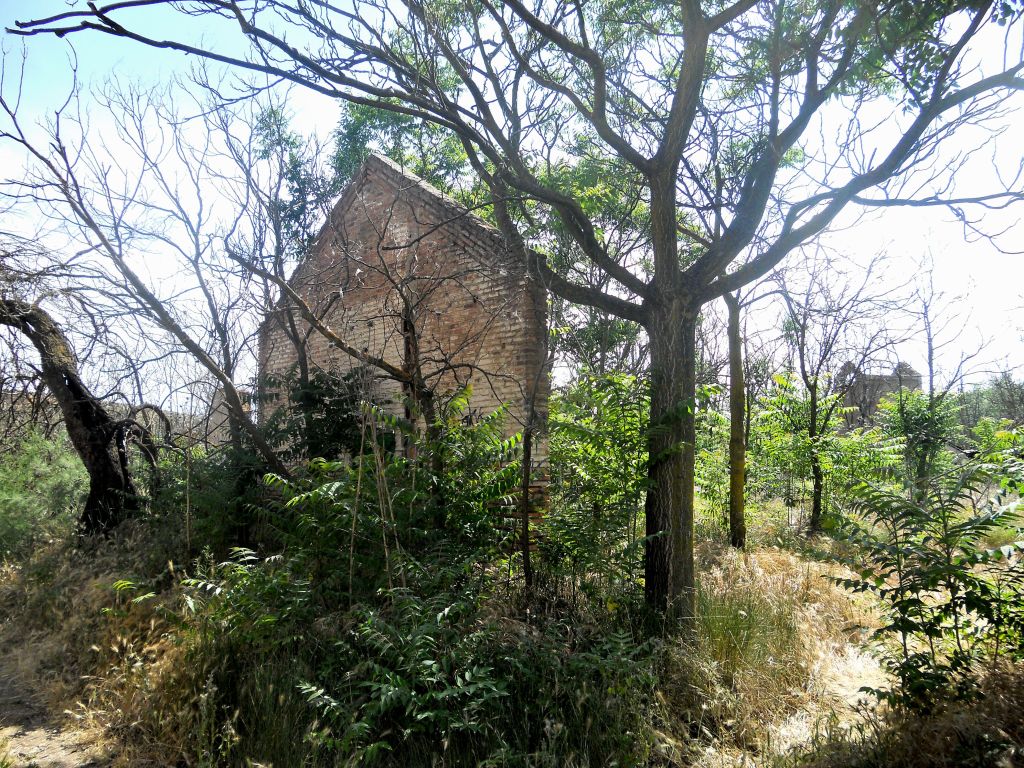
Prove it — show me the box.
[293,588,656,767]
[749,374,900,527]
[153,444,268,556]
[334,103,479,202]
[262,366,381,462]
[300,592,509,763]
[695,405,730,517]
[0,430,85,558]
[835,455,1024,709]
[185,548,314,650]
[258,393,522,606]
[547,373,731,581]
[750,374,823,507]
[879,389,962,488]
[253,106,342,256]
[175,393,658,766]
[970,416,1021,458]
[546,372,648,587]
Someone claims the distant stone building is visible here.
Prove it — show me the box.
[258,153,548,465]
[841,361,923,428]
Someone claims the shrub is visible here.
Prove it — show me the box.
[835,455,1024,709]
[546,372,649,587]
[295,590,656,767]
[0,430,85,559]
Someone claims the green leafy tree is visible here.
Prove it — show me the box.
[547,372,649,587]
[753,373,816,509]
[880,388,963,492]
[0,430,86,557]
[334,103,478,200]
[14,0,1024,623]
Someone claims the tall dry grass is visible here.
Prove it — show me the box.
[655,545,873,763]
[0,516,883,767]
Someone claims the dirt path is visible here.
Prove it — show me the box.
[0,674,111,768]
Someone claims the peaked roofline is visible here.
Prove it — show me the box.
[310,151,503,253]
[260,152,505,329]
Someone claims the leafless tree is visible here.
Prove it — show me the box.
[2,72,548,573]
[892,264,990,488]
[777,250,904,532]
[988,371,1024,426]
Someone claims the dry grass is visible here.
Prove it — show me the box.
[780,662,1024,768]
[654,544,881,765]
[0,523,206,766]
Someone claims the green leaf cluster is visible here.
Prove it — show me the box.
[835,454,1024,709]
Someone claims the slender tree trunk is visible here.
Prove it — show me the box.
[283,316,316,458]
[421,390,449,530]
[808,386,824,532]
[644,300,697,626]
[0,299,138,535]
[809,455,825,533]
[724,293,746,549]
[914,447,932,498]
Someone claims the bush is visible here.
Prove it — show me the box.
[546,372,649,587]
[176,547,657,767]
[0,430,86,559]
[835,455,1024,709]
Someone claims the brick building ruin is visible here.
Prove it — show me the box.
[258,153,549,471]
[841,361,923,428]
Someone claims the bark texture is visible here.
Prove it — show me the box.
[808,385,824,533]
[0,299,138,535]
[644,300,697,624]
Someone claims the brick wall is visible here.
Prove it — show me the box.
[258,154,548,466]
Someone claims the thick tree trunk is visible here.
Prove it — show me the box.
[724,293,747,549]
[644,300,697,625]
[0,299,138,535]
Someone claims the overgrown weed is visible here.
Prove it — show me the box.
[0,398,891,767]
[0,531,859,767]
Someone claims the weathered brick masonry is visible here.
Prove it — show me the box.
[258,153,549,468]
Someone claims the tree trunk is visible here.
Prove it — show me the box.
[0,299,139,535]
[644,300,697,626]
[809,455,825,533]
[807,385,823,533]
[724,293,746,549]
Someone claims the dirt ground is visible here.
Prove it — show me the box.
[0,673,111,768]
